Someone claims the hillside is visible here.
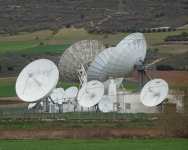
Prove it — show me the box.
[0,0,188,32]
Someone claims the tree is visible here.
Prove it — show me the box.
[66,24,71,28]
[13,28,19,35]
[157,28,161,32]
[152,29,156,32]
[142,29,146,33]
[147,29,151,33]
[81,14,84,19]
[154,48,159,52]
[180,31,188,37]
[173,28,176,31]
[158,72,188,138]
[162,28,167,32]
[168,28,172,32]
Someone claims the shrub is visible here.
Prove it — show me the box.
[157,28,161,32]
[35,36,39,40]
[173,28,176,31]
[66,24,71,28]
[168,28,172,31]
[132,29,136,33]
[126,28,131,33]
[154,48,159,52]
[81,14,84,19]
[52,31,56,35]
[22,53,26,57]
[0,66,1,71]
[39,42,44,46]
[156,65,174,71]
[103,34,108,38]
[162,28,167,32]
[7,66,13,70]
[152,29,156,32]
[142,29,146,33]
[147,29,151,33]
[180,31,188,37]
[137,29,141,32]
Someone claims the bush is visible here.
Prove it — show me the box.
[180,31,188,37]
[52,31,56,35]
[152,29,156,32]
[156,65,174,71]
[137,29,141,32]
[168,28,172,31]
[162,28,167,32]
[147,29,151,33]
[132,29,136,33]
[157,28,161,32]
[142,29,146,33]
[126,28,131,33]
[103,34,108,38]
[0,66,1,71]
[66,24,71,28]
[35,36,39,40]
[21,53,26,57]
[173,28,176,31]
[154,48,159,52]
[7,66,13,70]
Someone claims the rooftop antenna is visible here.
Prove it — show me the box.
[59,40,106,85]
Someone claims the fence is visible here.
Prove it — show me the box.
[0,107,160,120]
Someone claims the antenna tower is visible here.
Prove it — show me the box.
[118,0,124,13]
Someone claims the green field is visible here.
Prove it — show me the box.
[0,26,186,56]
[0,140,187,150]
[0,44,72,55]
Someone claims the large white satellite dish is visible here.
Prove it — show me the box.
[50,88,64,104]
[59,40,106,85]
[16,59,59,103]
[87,47,114,82]
[62,86,78,102]
[140,79,169,107]
[106,33,147,78]
[98,97,113,113]
[28,103,37,109]
[77,80,104,107]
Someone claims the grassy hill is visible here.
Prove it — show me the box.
[0,0,188,32]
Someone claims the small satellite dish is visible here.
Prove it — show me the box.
[16,59,59,103]
[50,88,64,104]
[87,47,114,82]
[59,40,106,84]
[98,97,113,113]
[77,80,104,107]
[106,33,147,78]
[63,86,78,102]
[140,79,169,107]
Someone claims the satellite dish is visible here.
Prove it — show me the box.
[98,97,113,112]
[87,47,114,82]
[63,86,78,102]
[77,80,104,107]
[106,33,147,78]
[140,79,169,107]
[16,59,59,103]
[59,40,106,85]
[103,77,124,95]
[50,88,64,104]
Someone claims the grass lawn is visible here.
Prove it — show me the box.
[0,140,187,150]
[0,120,157,129]
[0,32,28,37]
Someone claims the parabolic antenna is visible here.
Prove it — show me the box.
[59,40,106,84]
[77,80,104,107]
[50,88,64,104]
[106,33,147,78]
[16,59,59,103]
[98,97,113,113]
[62,86,78,102]
[140,79,169,107]
[87,47,114,82]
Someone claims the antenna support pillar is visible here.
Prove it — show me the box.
[138,70,143,92]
